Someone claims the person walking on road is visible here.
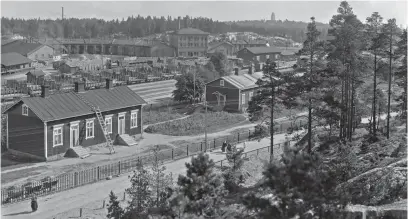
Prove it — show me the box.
[31,195,38,212]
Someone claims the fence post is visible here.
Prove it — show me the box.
[214,139,216,149]
[201,142,203,151]
[238,133,240,142]
[172,149,174,159]
[74,172,78,187]
[97,166,100,180]
[118,161,121,175]
[102,200,105,208]
[280,123,283,133]
[257,149,259,156]
[187,145,189,156]
[123,192,126,201]
[221,160,223,167]
[249,130,251,140]
[80,208,83,217]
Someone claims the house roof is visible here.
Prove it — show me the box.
[208,41,232,52]
[221,74,259,90]
[1,52,33,67]
[26,69,46,77]
[5,86,146,122]
[1,40,44,55]
[1,39,17,46]
[174,28,209,35]
[243,47,282,55]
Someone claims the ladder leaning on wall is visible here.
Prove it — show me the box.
[71,91,115,154]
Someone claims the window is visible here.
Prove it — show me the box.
[242,93,246,105]
[86,119,94,139]
[220,80,224,86]
[131,110,138,128]
[22,104,28,116]
[249,92,253,100]
[53,125,63,147]
[105,116,112,134]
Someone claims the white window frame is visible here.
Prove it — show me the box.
[131,110,139,128]
[85,118,95,139]
[105,115,113,134]
[53,124,63,147]
[220,80,224,86]
[22,104,29,116]
[242,93,246,105]
[249,92,253,100]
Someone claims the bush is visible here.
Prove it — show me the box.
[144,112,246,136]
[143,109,184,125]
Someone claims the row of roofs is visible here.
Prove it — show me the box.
[56,38,158,46]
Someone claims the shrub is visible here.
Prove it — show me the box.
[144,112,246,136]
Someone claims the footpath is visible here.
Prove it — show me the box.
[1,132,298,219]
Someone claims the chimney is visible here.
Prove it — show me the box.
[106,78,113,89]
[234,67,239,76]
[41,85,49,98]
[74,81,85,93]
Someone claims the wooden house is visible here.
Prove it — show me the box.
[26,70,46,84]
[205,68,260,112]
[58,62,80,74]
[236,47,282,63]
[3,79,147,161]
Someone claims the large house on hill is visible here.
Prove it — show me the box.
[169,28,210,57]
[3,79,146,161]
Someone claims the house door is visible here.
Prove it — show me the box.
[70,124,79,147]
[118,115,125,135]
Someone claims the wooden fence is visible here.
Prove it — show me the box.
[1,128,257,205]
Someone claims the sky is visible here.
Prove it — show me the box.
[1,1,407,27]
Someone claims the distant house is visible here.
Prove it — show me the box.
[231,39,268,54]
[281,50,299,61]
[1,40,54,61]
[236,47,282,63]
[205,69,260,112]
[207,41,234,56]
[169,28,210,57]
[3,79,147,161]
[58,62,80,74]
[1,52,33,73]
[149,42,176,57]
[26,70,46,84]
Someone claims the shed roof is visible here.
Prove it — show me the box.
[244,47,282,55]
[26,69,46,77]
[1,40,44,55]
[174,28,209,35]
[221,74,259,90]
[1,52,33,67]
[5,86,146,122]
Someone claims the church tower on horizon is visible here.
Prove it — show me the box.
[271,12,276,22]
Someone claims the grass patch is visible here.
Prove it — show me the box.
[144,112,246,136]
[1,166,48,184]
[143,109,184,125]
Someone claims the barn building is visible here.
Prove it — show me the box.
[3,79,146,161]
[1,40,54,61]
[205,68,261,112]
[236,47,282,63]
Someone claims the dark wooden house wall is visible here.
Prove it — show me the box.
[206,79,240,111]
[237,50,281,63]
[150,44,176,57]
[45,105,143,157]
[7,103,45,158]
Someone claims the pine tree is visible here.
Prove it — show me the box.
[124,159,152,219]
[394,29,407,130]
[172,72,205,104]
[242,147,347,219]
[365,12,386,138]
[106,191,124,219]
[223,143,246,193]
[171,153,226,217]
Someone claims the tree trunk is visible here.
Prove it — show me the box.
[373,52,378,136]
[387,27,393,139]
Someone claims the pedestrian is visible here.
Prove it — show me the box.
[31,195,38,212]
[221,141,227,152]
